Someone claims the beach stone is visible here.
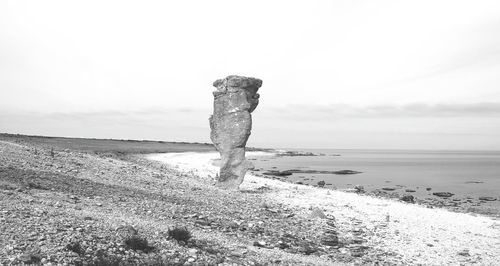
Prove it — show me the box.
[253,241,266,247]
[116,225,138,239]
[317,180,326,187]
[209,75,262,189]
[339,248,348,254]
[458,249,470,256]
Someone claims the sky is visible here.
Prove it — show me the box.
[1,0,500,150]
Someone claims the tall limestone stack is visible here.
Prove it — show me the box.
[209,75,262,189]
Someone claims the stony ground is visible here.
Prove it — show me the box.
[0,140,359,265]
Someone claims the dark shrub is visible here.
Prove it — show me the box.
[66,241,83,255]
[89,250,121,266]
[124,235,149,251]
[168,227,191,242]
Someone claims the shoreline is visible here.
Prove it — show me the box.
[149,150,500,218]
[248,150,500,219]
[1,136,499,265]
[147,151,500,265]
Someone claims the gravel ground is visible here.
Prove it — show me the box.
[1,140,356,265]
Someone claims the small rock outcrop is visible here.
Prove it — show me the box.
[309,207,328,219]
[400,194,415,203]
[209,75,262,189]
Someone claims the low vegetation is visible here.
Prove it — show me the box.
[167,227,192,243]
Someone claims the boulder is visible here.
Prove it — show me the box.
[321,228,339,246]
[209,75,262,189]
[400,195,415,203]
[354,185,365,193]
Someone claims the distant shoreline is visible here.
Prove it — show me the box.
[3,132,499,154]
[0,132,274,154]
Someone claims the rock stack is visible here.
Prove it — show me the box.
[209,75,262,189]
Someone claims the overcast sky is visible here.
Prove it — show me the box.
[1,0,500,150]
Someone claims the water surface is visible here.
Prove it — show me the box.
[249,149,500,214]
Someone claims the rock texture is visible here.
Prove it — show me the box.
[209,75,262,189]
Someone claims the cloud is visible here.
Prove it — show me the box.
[0,107,212,143]
[3,103,499,126]
[262,102,500,119]
[356,102,500,117]
[2,104,500,150]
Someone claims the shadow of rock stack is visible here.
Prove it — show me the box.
[209,75,262,189]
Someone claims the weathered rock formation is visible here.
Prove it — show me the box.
[209,75,262,189]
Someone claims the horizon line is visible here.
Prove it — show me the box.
[2,132,500,153]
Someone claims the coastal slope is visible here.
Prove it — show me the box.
[0,139,339,265]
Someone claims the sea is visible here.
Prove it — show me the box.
[248,149,500,215]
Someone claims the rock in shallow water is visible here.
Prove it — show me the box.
[478,196,496,201]
[433,192,454,198]
[262,170,293,176]
[209,75,262,189]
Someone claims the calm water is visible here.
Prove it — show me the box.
[249,149,500,211]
